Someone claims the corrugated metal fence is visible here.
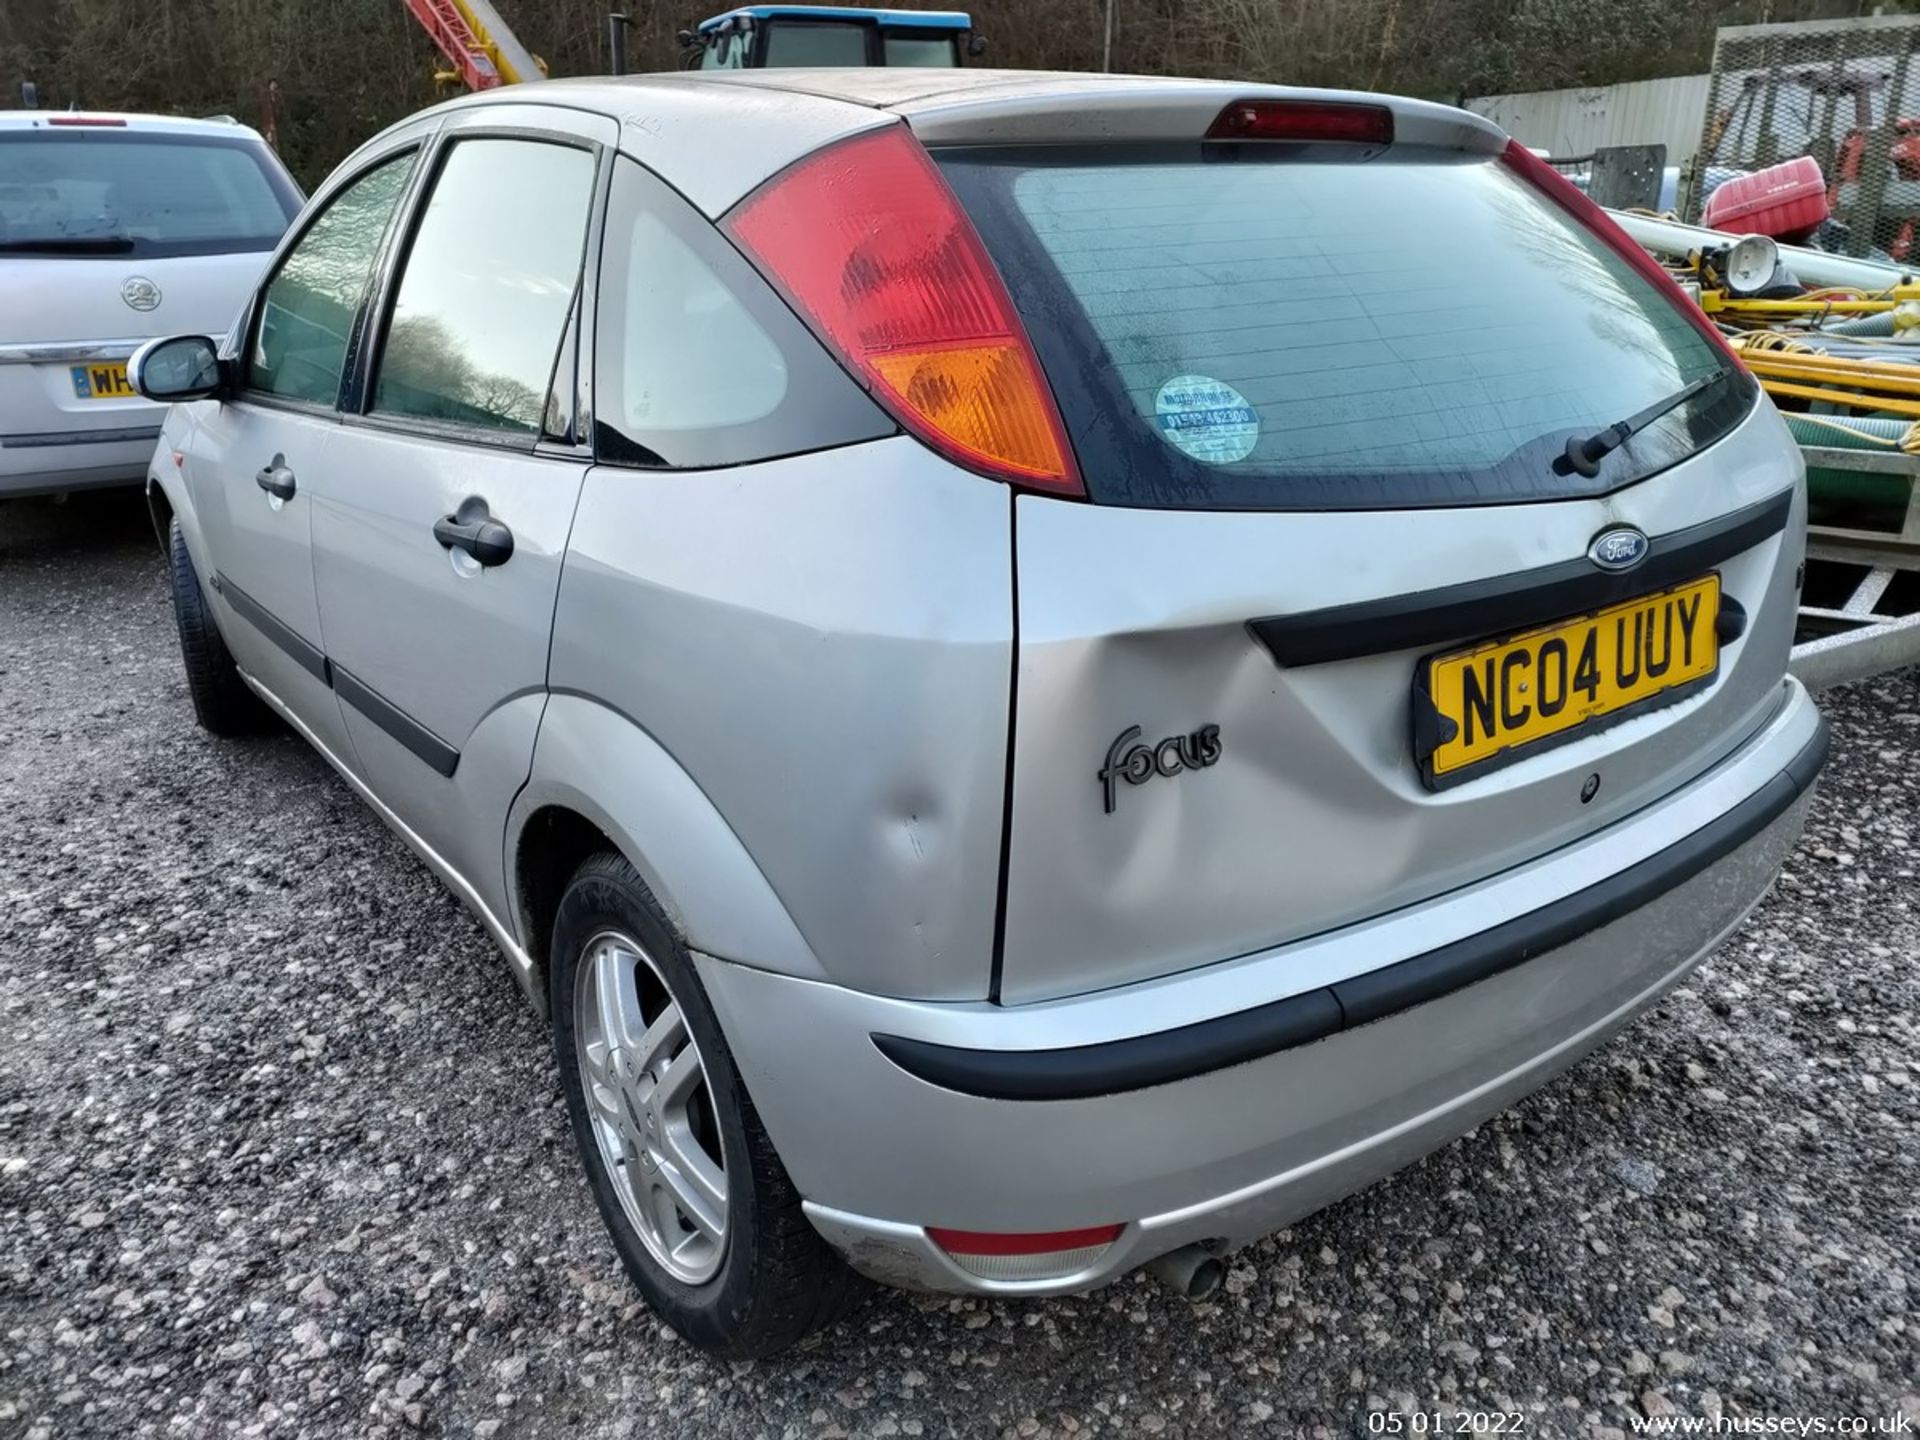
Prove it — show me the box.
[1467,74,1712,167]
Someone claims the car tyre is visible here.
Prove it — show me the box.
[551,851,867,1355]
[168,517,268,736]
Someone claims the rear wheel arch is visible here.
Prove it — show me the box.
[507,695,824,992]
[514,804,618,990]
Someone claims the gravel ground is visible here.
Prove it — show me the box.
[2,490,1916,1440]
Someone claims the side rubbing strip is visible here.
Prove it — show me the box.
[873,715,1828,1102]
[212,572,330,685]
[1249,489,1794,668]
[332,666,460,778]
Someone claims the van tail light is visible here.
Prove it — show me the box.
[1500,139,1746,370]
[927,1223,1124,1281]
[1207,99,1393,145]
[47,115,128,127]
[725,125,1082,496]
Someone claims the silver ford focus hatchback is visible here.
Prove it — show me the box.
[135,70,1827,1355]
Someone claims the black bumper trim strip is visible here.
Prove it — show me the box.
[1248,489,1794,668]
[1,424,163,449]
[873,712,1829,1102]
[212,572,331,686]
[333,665,460,778]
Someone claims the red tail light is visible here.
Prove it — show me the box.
[47,115,128,127]
[1501,140,1745,369]
[1207,99,1393,145]
[725,125,1082,496]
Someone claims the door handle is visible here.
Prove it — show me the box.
[433,499,514,568]
[254,455,296,501]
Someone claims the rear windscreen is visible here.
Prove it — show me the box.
[0,131,300,259]
[936,146,1754,509]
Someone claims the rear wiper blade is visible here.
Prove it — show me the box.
[1561,368,1732,478]
[0,235,135,254]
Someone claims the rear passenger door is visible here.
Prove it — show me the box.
[306,108,611,909]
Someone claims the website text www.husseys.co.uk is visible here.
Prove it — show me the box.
[1631,1414,1914,1436]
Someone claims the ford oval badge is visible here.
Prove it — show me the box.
[1588,526,1649,572]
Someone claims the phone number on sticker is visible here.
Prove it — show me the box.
[1366,1411,1526,1434]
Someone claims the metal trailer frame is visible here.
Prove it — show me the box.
[1789,443,1920,689]
[1687,14,1920,260]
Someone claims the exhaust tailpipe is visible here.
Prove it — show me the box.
[1145,1243,1225,1301]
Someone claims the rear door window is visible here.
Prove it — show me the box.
[937,146,1753,509]
[0,131,300,258]
[370,137,596,436]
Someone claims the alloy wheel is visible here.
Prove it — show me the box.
[574,929,728,1285]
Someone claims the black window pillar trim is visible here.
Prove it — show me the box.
[871,711,1828,1103]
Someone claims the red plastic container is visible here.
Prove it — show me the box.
[1702,156,1830,242]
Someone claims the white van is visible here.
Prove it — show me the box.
[1,111,300,497]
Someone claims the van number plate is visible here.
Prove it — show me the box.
[70,363,135,400]
[1415,574,1721,788]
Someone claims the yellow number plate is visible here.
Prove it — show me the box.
[70,362,135,400]
[1419,574,1721,786]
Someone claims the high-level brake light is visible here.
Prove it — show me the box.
[1206,99,1394,145]
[47,116,128,127]
[725,125,1082,496]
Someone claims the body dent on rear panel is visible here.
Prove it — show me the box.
[999,399,1805,1004]
[546,436,1014,1001]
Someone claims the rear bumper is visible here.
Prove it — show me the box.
[0,426,159,497]
[696,679,1824,1295]
[0,341,165,497]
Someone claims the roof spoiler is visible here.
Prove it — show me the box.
[899,81,1507,154]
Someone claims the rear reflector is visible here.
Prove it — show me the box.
[1207,99,1393,146]
[47,115,128,127]
[725,125,1082,495]
[1500,139,1745,370]
[928,1223,1124,1281]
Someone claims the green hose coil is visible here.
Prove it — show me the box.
[1782,412,1916,518]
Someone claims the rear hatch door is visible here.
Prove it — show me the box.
[934,115,1804,1004]
[0,121,297,431]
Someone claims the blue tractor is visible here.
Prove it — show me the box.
[680,5,985,69]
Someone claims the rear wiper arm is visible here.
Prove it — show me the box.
[1561,368,1732,478]
[0,235,135,254]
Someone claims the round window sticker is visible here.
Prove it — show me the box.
[1154,375,1259,465]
